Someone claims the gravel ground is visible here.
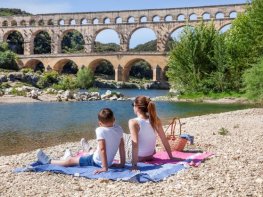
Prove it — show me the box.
[0,108,262,197]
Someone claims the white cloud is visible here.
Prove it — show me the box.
[0,0,72,14]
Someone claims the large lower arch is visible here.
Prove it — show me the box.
[24,59,45,72]
[123,58,153,82]
[3,30,24,54]
[93,28,121,52]
[88,58,114,71]
[128,27,157,51]
[33,30,51,54]
[89,58,115,80]
[53,59,79,73]
[61,29,85,54]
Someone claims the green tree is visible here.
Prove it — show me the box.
[129,61,153,79]
[167,23,229,93]
[34,31,51,54]
[0,42,18,70]
[226,0,263,90]
[76,67,94,89]
[62,31,85,53]
[6,31,24,54]
[243,58,263,102]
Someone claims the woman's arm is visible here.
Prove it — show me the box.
[119,138,126,167]
[156,120,174,159]
[94,139,108,174]
[129,119,139,170]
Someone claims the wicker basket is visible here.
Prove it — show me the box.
[158,117,187,151]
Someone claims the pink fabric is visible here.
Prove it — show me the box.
[145,151,213,167]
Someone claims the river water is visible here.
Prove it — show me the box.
[0,89,252,156]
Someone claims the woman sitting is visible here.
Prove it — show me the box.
[129,96,177,170]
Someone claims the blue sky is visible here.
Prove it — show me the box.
[0,0,247,14]
[0,0,248,48]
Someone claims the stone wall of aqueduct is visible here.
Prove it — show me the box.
[0,3,247,81]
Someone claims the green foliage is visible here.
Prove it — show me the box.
[243,58,263,102]
[94,42,120,52]
[37,71,59,89]
[226,0,263,90]
[0,42,18,70]
[129,61,152,79]
[88,87,99,93]
[218,127,229,136]
[52,75,77,90]
[62,31,84,53]
[0,8,31,16]
[34,31,51,54]
[167,23,229,94]
[6,32,24,54]
[76,67,94,89]
[10,88,27,97]
[21,68,34,74]
[95,61,114,76]
[130,40,157,52]
[178,91,243,100]
[61,62,78,74]
[0,82,11,89]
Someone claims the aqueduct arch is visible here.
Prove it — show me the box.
[0,3,247,82]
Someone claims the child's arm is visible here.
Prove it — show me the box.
[111,138,126,168]
[94,139,108,174]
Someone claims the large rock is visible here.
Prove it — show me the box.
[62,90,74,100]
[30,90,39,99]
[23,73,39,85]
[8,72,24,82]
[0,75,8,83]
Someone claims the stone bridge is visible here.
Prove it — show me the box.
[0,3,247,81]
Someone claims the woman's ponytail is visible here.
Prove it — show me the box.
[148,100,159,131]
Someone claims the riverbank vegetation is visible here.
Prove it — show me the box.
[167,0,263,103]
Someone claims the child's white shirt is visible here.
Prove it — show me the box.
[93,124,123,166]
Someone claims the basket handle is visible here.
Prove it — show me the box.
[164,117,183,136]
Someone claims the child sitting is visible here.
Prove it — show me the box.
[37,108,126,174]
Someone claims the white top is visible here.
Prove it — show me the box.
[135,117,157,157]
[93,124,123,167]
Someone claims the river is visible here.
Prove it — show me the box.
[0,89,252,156]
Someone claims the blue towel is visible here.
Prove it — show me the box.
[180,134,194,145]
[14,161,185,183]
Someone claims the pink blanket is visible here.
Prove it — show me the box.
[145,151,213,167]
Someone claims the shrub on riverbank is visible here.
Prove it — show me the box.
[76,67,94,89]
[243,58,263,102]
[0,42,18,71]
[37,71,59,89]
[52,75,77,90]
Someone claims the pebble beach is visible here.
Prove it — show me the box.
[0,108,262,197]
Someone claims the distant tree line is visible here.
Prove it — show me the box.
[0,8,31,16]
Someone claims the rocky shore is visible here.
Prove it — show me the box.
[0,108,262,196]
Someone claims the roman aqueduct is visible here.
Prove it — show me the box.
[0,3,247,81]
